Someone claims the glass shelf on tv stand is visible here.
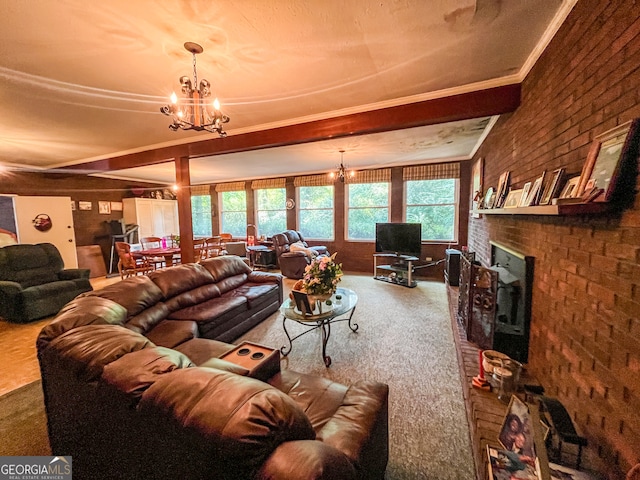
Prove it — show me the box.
[373,254,418,288]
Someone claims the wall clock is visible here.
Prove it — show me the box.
[286,198,295,209]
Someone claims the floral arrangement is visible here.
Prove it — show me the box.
[301,253,343,297]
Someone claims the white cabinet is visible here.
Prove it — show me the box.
[123,198,179,240]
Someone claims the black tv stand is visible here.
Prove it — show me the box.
[373,253,418,288]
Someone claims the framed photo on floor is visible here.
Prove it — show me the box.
[499,395,534,457]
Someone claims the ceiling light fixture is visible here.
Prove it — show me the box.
[160,42,230,137]
[329,150,355,183]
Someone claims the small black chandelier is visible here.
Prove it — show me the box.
[329,150,355,183]
[160,42,230,137]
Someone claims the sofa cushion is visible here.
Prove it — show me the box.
[316,381,389,468]
[18,280,94,323]
[164,283,222,313]
[10,269,58,288]
[21,280,80,302]
[215,273,250,295]
[44,325,152,383]
[168,295,247,325]
[83,275,164,319]
[200,255,252,282]
[174,337,236,365]
[144,319,199,348]
[37,296,128,350]
[200,357,251,376]
[268,370,349,433]
[149,263,215,299]
[229,283,280,309]
[138,367,316,478]
[0,243,62,287]
[257,440,356,480]
[101,347,194,402]
[125,302,170,335]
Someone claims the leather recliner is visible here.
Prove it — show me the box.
[0,242,92,322]
[272,230,328,279]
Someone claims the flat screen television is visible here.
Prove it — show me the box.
[375,222,422,258]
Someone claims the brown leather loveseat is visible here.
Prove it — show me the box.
[37,256,389,480]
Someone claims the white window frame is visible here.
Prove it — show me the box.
[254,187,287,237]
[404,178,459,243]
[345,182,390,241]
[296,185,335,241]
[191,194,212,237]
[218,190,247,238]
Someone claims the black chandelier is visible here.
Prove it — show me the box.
[160,42,230,137]
[330,150,355,183]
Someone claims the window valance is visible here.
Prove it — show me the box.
[251,178,286,189]
[215,181,246,192]
[403,162,460,181]
[190,185,211,195]
[348,168,391,184]
[293,174,333,187]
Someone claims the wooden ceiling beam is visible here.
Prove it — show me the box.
[63,84,520,172]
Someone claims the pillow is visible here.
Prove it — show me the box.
[290,241,318,258]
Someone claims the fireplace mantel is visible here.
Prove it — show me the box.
[471,202,612,216]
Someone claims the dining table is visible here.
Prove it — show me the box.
[133,246,181,268]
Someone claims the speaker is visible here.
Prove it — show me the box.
[445,249,461,286]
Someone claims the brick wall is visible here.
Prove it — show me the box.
[468,1,640,477]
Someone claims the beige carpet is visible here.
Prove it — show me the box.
[238,274,475,480]
[0,380,50,456]
[0,273,474,479]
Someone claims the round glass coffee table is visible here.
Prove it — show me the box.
[280,287,358,367]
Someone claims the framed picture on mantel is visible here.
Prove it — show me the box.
[577,118,640,202]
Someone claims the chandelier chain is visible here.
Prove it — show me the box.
[192,53,198,88]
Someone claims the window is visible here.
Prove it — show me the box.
[405,178,458,242]
[297,185,334,240]
[219,190,247,238]
[191,195,212,237]
[255,188,286,237]
[347,182,389,240]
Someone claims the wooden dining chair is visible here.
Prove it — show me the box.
[140,236,165,269]
[166,235,181,265]
[193,238,208,262]
[115,242,153,279]
[205,236,224,258]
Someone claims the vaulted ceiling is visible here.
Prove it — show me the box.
[0,0,574,185]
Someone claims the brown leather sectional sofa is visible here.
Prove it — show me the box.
[37,255,389,479]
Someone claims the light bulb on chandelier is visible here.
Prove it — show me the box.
[160,42,230,137]
[329,150,355,183]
